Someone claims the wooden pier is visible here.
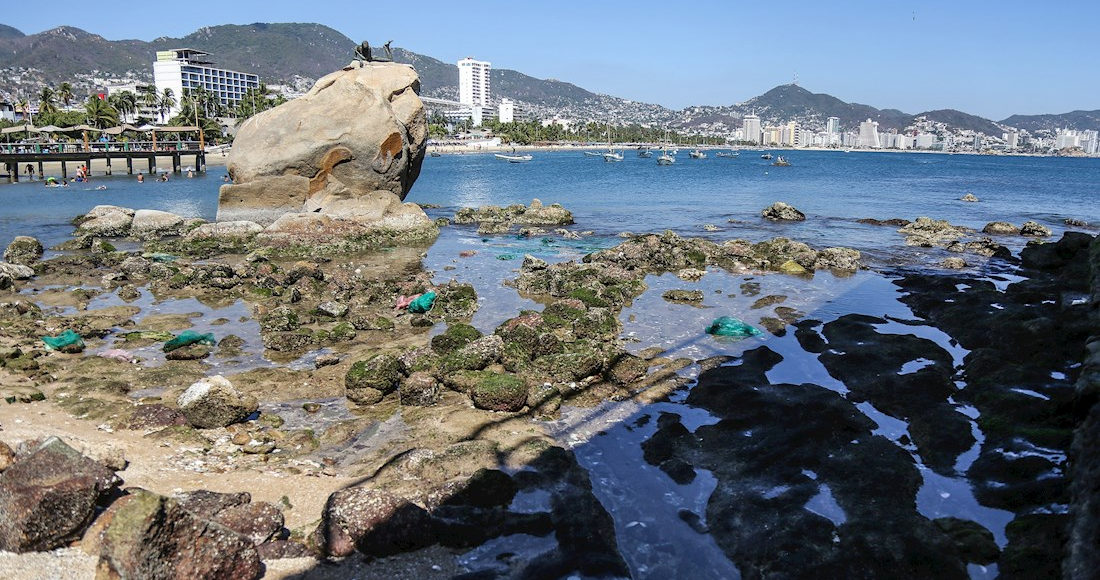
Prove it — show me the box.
[1,141,206,182]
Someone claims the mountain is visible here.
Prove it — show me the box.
[740,84,911,131]
[0,24,24,39]
[0,26,153,80]
[1000,110,1100,133]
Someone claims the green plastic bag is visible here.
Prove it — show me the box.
[408,292,437,314]
[163,330,216,352]
[705,316,762,338]
[41,329,85,352]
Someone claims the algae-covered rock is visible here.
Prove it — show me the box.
[469,372,528,412]
[3,236,43,266]
[400,372,440,407]
[761,201,806,221]
[431,323,483,355]
[345,354,402,405]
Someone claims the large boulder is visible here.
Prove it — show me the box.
[0,437,121,552]
[345,354,403,405]
[94,489,263,580]
[312,487,434,558]
[176,375,258,429]
[129,209,186,239]
[761,202,806,221]
[183,220,264,243]
[219,61,428,230]
[3,236,43,265]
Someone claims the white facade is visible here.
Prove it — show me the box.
[826,116,840,135]
[858,119,880,148]
[498,98,515,123]
[458,57,491,108]
[742,114,762,144]
[153,49,259,119]
[1055,129,1079,150]
[915,133,937,149]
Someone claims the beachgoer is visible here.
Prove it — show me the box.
[24,164,34,178]
[95,185,107,191]
[159,174,169,182]
[222,175,230,182]
[136,173,144,183]
[187,169,194,178]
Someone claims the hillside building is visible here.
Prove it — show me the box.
[498,98,516,123]
[858,119,880,148]
[826,116,840,135]
[742,114,762,144]
[153,48,259,119]
[458,57,491,108]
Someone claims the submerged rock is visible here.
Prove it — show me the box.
[454,199,574,227]
[960,193,980,202]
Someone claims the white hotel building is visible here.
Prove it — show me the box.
[457,57,493,125]
[153,48,259,118]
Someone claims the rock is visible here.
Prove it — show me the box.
[164,344,212,361]
[1065,218,1089,227]
[677,268,706,281]
[0,437,121,552]
[469,372,528,412]
[220,62,427,228]
[945,238,1012,258]
[184,220,264,242]
[663,289,704,303]
[177,375,258,429]
[607,353,649,385]
[316,301,349,318]
[1020,220,1052,237]
[960,193,980,202]
[934,517,999,564]
[214,502,284,546]
[703,224,720,231]
[130,210,186,239]
[455,199,574,227]
[175,490,251,520]
[0,262,34,280]
[345,354,402,405]
[761,202,806,221]
[813,247,862,271]
[522,254,548,271]
[942,257,968,269]
[125,404,189,430]
[0,442,13,472]
[431,323,483,355]
[256,540,313,560]
[76,207,133,237]
[312,488,434,558]
[0,385,45,403]
[256,208,436,247]
[400,372,440,407]
[260,306,300,332]
[858,217,911,227]
[0,271,11,290]
[898,217,971,247]
[982,221,1019,235]
[3,236,43,265]
[779,260,809,275]
[95,489,262,580]
[441,334,504,373]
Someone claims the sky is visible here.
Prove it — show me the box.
[4,0,1097,120]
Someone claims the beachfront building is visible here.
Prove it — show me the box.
[153,48,259,119]
[458,57,491,109]
[858,119,880,148]
[498,98,515,123]
[742,113,762,145]
[826,116,840,135]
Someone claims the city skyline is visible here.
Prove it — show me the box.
[3,1,1098,120]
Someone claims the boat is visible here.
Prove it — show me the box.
[494,153,533,163]
[761,152,773,160]
[637,147,653,158]
[689,149,707,159]
[772,156,791,166]
[583,151,603,157]
[429,151,442,157]
[657,149,675,165]
[715,151,739,158]
[603,151,624,162]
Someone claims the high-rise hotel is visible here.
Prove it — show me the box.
[153,48,260,118]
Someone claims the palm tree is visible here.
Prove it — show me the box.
[57,83,74,109]
[15,99,31,124]
[84,96,119,129]
[108,91,137,123]
[136,85,157,120]
[157,88,176,124]
[38,87,58,115]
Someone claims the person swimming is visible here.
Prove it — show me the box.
[136,173,144,183]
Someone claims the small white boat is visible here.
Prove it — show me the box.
[657,150,675,165]
[715,151,739,158]
[494,153,533,163]
[689,149,706,159]
[603,151,624,162]
[637,147,653,158]
[584,151,603,157]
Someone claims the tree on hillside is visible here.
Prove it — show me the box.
[84,96,119,129]
[58,82,74,109]
[38,87,58,115]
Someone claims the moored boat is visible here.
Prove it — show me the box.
[494,153,533,163]
[772,155,791,166]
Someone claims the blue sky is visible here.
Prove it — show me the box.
[5,1,1097,119]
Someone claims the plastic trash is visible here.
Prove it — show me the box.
[98,349,136,363]
[42,329,85,352]
[162,330,216,352]
[395,294,419,309]
[142,252,178,263]
[705,317,762,338]
[407,291,437,314]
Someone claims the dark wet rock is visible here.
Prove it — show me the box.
[441,334,503,373]
[933,518,999,564]
[983,221,1020,235]
[434,282,480,321]
[3,236,43,266]
[316,301,349,318]
[527,383,562,419]
[95,489,262,580]
[960,193,980,202]
[662,289,704,303]
[125,404,189,430]
[945,237,1012,258]
[761,201,806,221]
[1020,231,1094,271]
[751,295,787,309]
[454,199,574,227]
[1068,386,1100,578]
[345,354,402,405]
[312,487,435,558]
[175,490,252,520]
[440,469,518,509]
[942,256,968,269]
[400,372,440,407]
[665,346,968,579]
[256,539,313,560]
[0,442,13,473]
[1020,220,1052,237]
[431,323,483,355]
[1065,218,1089,227]
[968,442,1068,510]
[0,437,121,552]
[469,372,528,412]
[259,306,300,332]
[165,343,212,360]
[177,376,258,429]
[999,513,1068,579]
[858,217,911,227]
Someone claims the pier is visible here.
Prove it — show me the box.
[0,141,206,182]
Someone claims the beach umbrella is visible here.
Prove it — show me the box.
[1,123,37,134]
[35,125,64,133]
